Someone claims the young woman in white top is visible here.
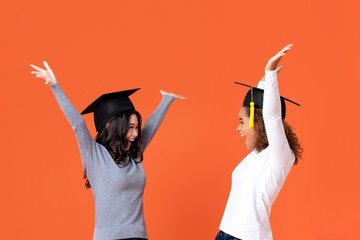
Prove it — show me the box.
[216,44,303,240]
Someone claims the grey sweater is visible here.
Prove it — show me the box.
[50,84,174,240]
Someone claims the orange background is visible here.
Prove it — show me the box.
[1,0,360,239]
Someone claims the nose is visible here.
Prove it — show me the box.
[236,124,241,133]
[131,128,138,138]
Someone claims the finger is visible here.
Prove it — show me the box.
[278,49,289,55]
[282,44,293,50]
[36,74,46,78]
[173,94,186,99]
[43,61,53,74]
[31,71,42,75]
[276,65,284,72]
[36,73,47,79]
[30,64,44,72]
[280,44,293,54]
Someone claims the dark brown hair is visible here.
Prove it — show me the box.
[84,109,143,188]
[244,107,303,165]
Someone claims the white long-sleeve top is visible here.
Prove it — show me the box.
[219,70,295,240]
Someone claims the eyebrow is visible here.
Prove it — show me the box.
[239,118,244,121]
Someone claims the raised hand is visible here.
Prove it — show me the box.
[30,61,57,86]
[265,44,293,71]
[160,90,186,100]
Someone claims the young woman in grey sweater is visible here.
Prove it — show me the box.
[30,61,185,240]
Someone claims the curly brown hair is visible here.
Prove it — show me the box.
[244,107,303,165]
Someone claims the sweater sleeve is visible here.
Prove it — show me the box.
[263,70,295,166]
[141,94,175,152]
[49,83,97,172]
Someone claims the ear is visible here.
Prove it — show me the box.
[106,122,110,130]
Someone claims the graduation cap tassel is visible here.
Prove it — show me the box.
[249,87,255,128]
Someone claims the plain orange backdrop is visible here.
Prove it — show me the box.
[1,0,360,239]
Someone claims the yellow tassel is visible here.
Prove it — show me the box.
[249,102,255,128]
[249,86,255,128]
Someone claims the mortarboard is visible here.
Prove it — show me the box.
[81,88,140,132]
[235,81,300,127]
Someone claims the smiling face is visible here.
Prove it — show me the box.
[126,114,139,150]
[236,107,258,150]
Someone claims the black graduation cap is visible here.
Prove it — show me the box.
[81,88,140,132]
[235,82,300,119]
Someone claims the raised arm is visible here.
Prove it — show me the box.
[30,61,96,171]
[262,45,295,166]
[141,90,185,151]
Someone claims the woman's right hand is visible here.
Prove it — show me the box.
[30,61,57,86]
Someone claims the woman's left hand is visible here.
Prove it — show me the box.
[265,44,293,71]
[160,90,186,100]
